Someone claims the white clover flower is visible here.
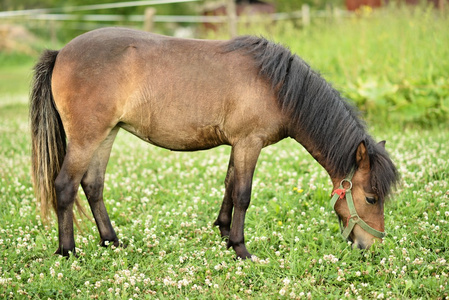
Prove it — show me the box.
[282,277,291,285]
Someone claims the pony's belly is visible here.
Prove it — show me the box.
[119,122,229,151]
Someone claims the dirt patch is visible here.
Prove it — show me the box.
[0,24,38,55]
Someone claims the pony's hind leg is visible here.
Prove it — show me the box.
[54,122,119,257]
[54,143,99,256]
[214,149,235,238]
[81,127,120,248]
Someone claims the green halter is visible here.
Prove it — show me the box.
[330,169,386,240]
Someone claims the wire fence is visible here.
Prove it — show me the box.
[0,0,351,23]
[0,0,199,17]
[0,0,354,38]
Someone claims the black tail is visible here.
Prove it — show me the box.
[30,50,65,222]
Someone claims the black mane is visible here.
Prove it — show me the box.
[224,36,398,199]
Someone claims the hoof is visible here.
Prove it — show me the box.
[228,241,252,260]
[235,251,252,260]
[213,220,231,238]
[100,238,125,248]
[54,247,77,258]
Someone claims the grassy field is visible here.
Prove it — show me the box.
[1,7,449,299]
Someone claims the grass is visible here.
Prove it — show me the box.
[1,99,448,299]
[1,6,449,299]
[0,52,34,96]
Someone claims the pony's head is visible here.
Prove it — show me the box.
[331,140,398,249]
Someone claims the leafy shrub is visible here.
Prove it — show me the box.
[236,5,449,126]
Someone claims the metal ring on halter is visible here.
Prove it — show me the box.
[339,179,353,190]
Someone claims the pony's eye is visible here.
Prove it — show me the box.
[365,197,377,205]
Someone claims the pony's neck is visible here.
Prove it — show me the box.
[289,128,344,184]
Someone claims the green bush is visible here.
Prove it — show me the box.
[236,5,449,126]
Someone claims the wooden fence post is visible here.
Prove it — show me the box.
[144,7,156,32]
[226,0,237,38]
[302,4,310,26]
[438,0,445,11]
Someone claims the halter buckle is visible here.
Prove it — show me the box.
[340,178,353,190]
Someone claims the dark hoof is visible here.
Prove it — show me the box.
[227,241,252,260]
[235,251,252,260]
[100,239,127,249]
[214,220,231,238]
[54,247,77,258]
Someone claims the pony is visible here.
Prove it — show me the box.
[30,27,398,259]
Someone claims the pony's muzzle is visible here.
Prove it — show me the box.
[349,225,383,250]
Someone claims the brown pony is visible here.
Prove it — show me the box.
[30,27,398,259]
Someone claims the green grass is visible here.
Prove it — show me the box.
[1,6,449,299]
[0,52,34,96]
[1,100,448,299]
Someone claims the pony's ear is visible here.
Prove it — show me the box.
[356,141,370,171]
[378,140,386,148]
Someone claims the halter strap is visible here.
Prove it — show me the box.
[330,169,386,240]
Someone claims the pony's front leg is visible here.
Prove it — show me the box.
[214,149,235,238]
[227,139,262,259]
